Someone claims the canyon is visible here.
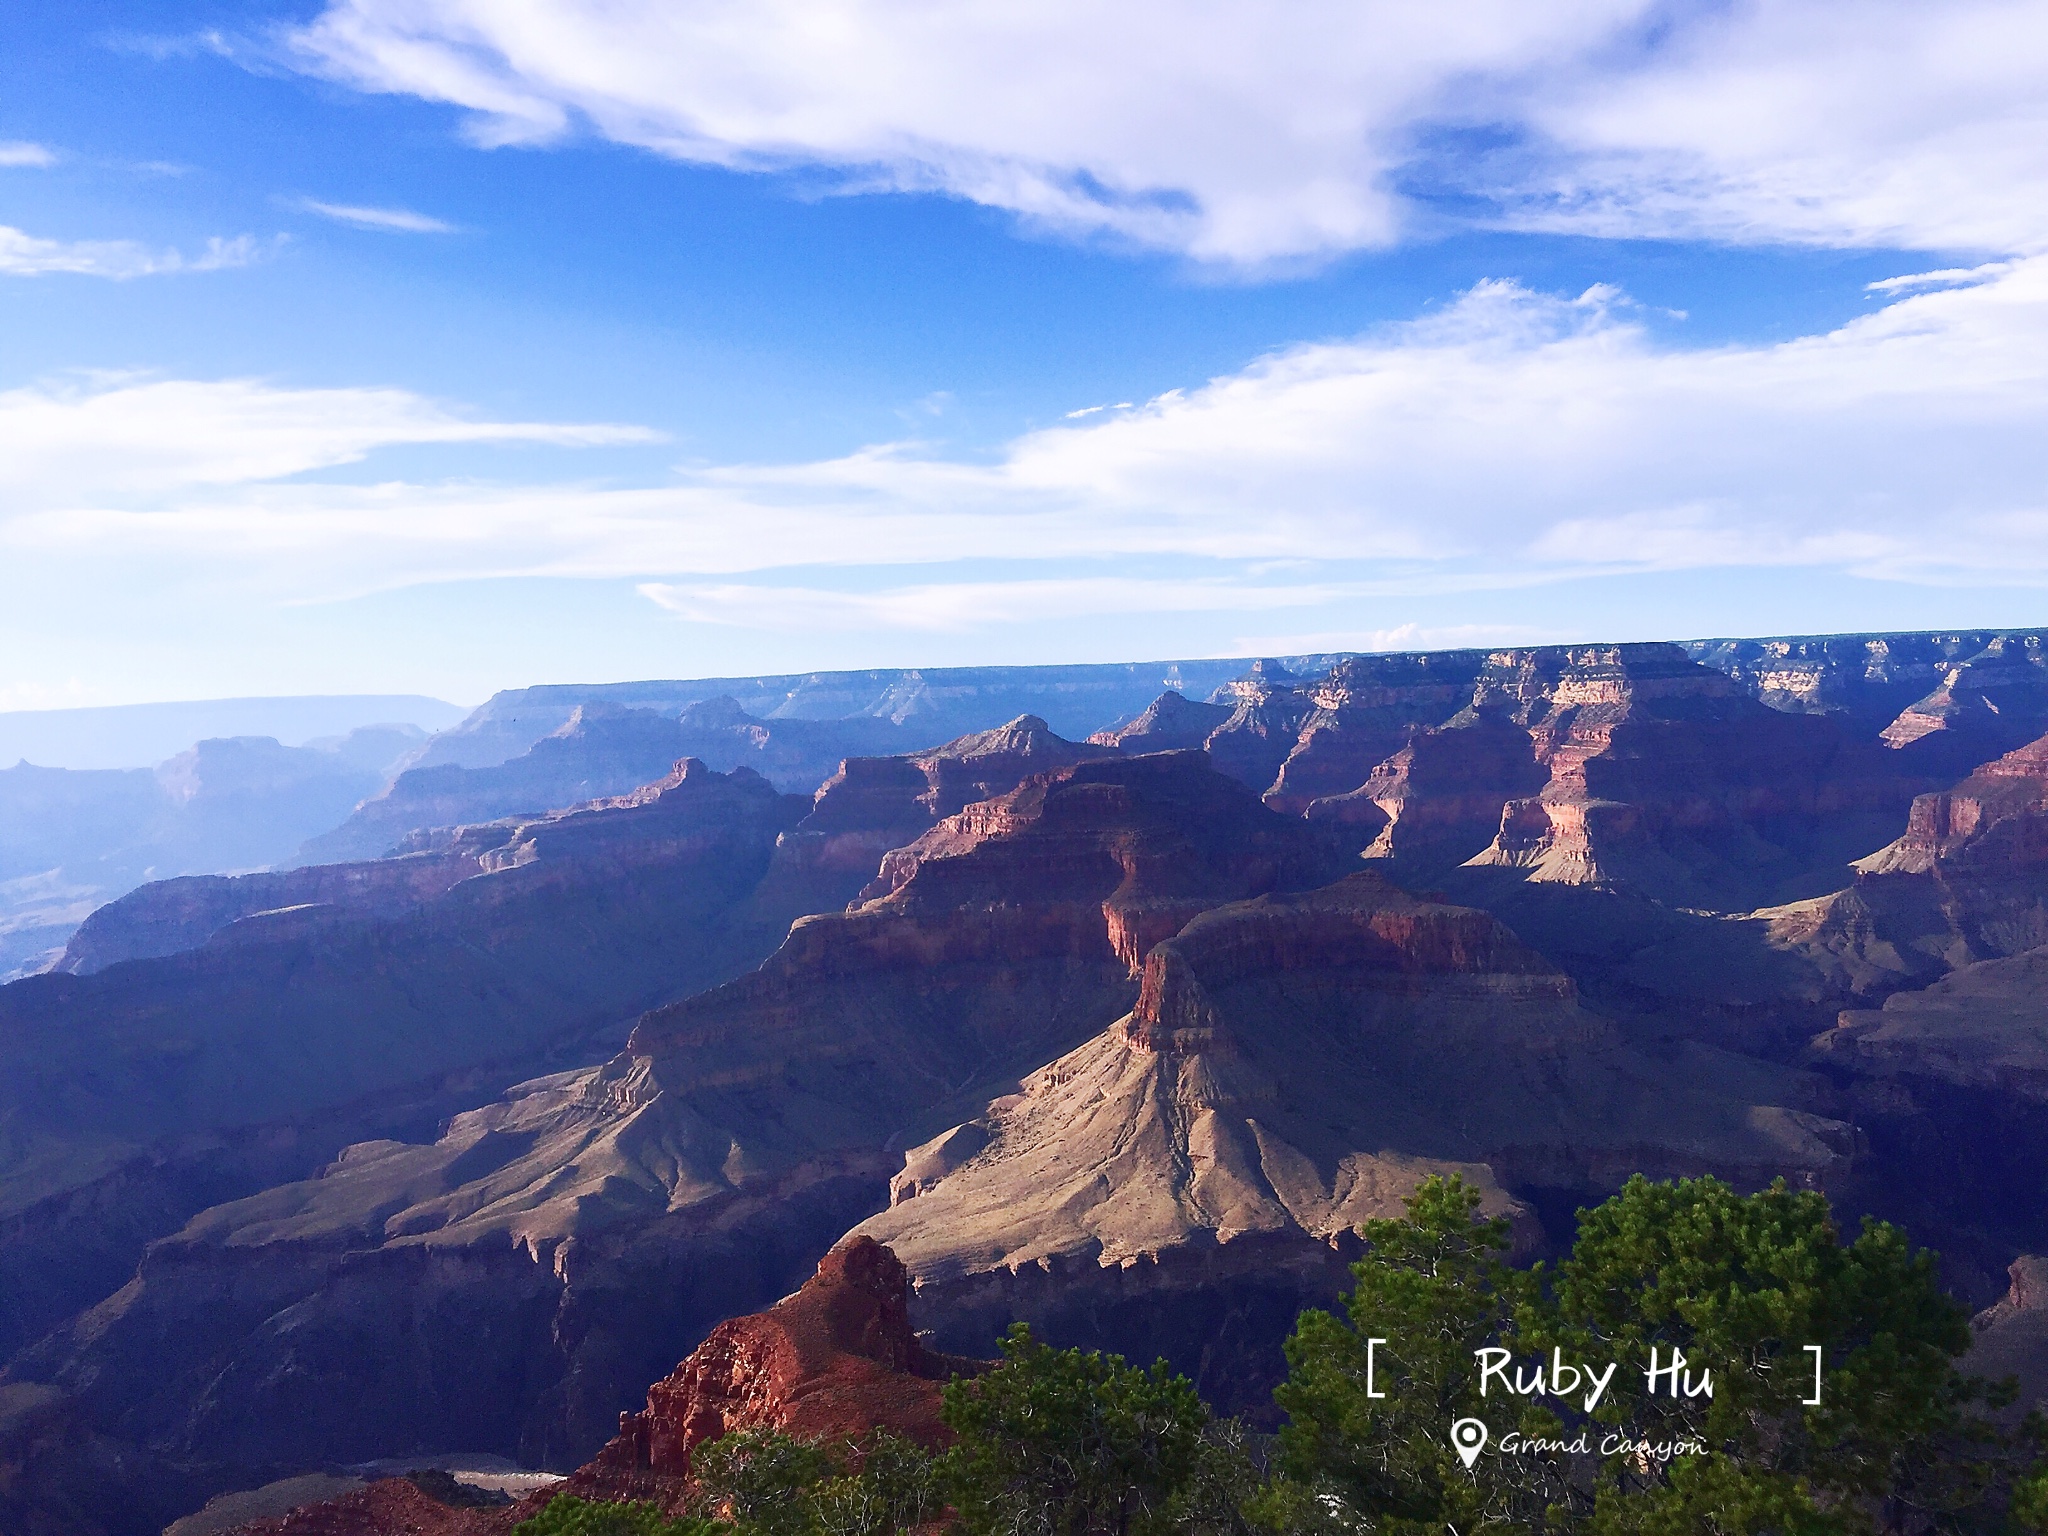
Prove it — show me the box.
[1,629,2046,1534]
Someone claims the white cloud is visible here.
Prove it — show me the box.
[637,576,1398,632]
[299,199,457,233]
[6,261,2048,620]
[1866,263,2014,293]
[1230,623,1559,656]
[0,142,55,168]
[0,375,659,495]
[0,228,272,279]
[283,0,2048,264]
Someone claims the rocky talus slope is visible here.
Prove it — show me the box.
[857,871,1849,1411]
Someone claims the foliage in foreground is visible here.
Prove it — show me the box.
[523,1175,2048,1536]
[512,1493,728,1536]
[1274,1173,2048,1535]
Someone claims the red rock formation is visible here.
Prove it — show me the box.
[1860,732,2048,879]
[205,1240,978,1535]
[575,1238,974,1499]
[215,1478,496,1536]
[1463,644,1917,907]
[1308,714,1545,872]
[836,751,1346,975]
[789,715,1121,894]
[1201,669,1314,796]
[1088,691,1232,752]
[1264,652,1490,813]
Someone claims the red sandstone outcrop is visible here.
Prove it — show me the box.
[215,1478,495,1536]
[835,751,1347,973]
[570,1238,975,1507]
[1859,732,2048,882]
[203,1240,974,1535]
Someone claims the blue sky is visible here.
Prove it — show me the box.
[3,0,2046,708]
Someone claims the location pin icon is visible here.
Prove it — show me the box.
[1451,1417,1489,1469]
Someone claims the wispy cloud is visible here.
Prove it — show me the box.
[1230,622,1559,655]
[6,261,2048,621]
[0,228,275,279]
[283,0,2048,265]
[0,374,660,494]
[0,142,55,168]
[637,576,1398,632]
[1866,263,2014,293]
[299,199,457,234]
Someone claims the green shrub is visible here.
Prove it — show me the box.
[513,1492,728,1536]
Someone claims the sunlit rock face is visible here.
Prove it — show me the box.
[858,871,1849,1416]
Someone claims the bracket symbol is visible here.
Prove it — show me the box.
[1367,1337,1388,1399]
[1803,1345,1823,1406]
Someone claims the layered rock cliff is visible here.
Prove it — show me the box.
[1310,713,1547,871]
[300,705,740,863]
[1087,690,1231,751]
[1458,644,1919,909]
[1264,651,1491,813]
[0,729,421,981]
[1687,630,2048,780]
[856,872,1851,1413]
[1768,731,2048,998]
